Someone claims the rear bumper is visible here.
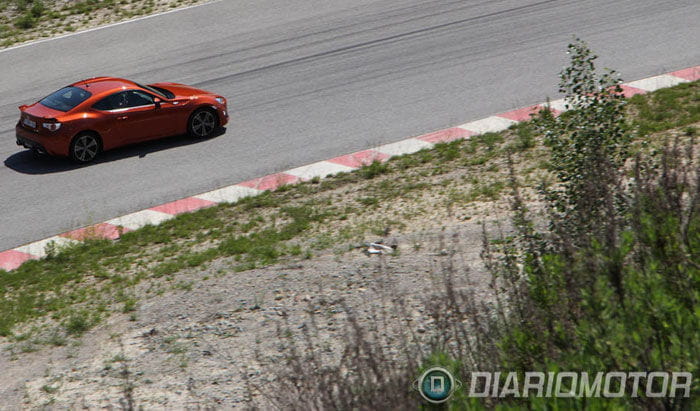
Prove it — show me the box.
[16,134,47,153]
[15,125,70,157]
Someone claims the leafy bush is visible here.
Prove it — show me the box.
[30,0,44,18]
[64,310,98,336]
[472,39,698,409]
[488,138,699,409]
[13,0,29,12]
[13,12,35,29]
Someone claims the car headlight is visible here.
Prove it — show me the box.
[42,121,62,132]
[215,97,226,105]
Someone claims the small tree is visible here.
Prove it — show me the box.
[535,37,630,243]
[493,40,700,409]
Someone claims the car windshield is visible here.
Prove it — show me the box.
[136,83,174,99]
[39,86,92,112]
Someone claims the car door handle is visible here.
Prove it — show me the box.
[117,115,128,120]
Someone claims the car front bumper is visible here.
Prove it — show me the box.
[218,107,229,127]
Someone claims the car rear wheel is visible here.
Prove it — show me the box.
[70,132,102,163]
[188,108,218,138]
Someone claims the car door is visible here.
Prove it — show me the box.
[150,96,189,136]
[117,90,170,143]
[92,90,168,148]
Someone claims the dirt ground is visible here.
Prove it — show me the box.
[0,216,504,409]
[1,0,213,49]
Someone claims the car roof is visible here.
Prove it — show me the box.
[69,77,141,95]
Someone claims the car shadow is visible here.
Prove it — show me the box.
[4,128,226,175]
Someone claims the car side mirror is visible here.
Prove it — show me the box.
[154,97,161,108]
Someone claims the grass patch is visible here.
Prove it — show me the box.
[358,160,390,179]
[628,81,699,136]
[509,121,536,151]
[63,309,98,336]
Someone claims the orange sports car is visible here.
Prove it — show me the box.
[16,77,228,163]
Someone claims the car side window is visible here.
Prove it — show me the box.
[92,92,126,111]
[125,90,154,107]
[92,90,154,111]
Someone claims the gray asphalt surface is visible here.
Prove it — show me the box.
[1,0,698,251]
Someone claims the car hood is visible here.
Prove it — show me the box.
[150,83,215,98]
[20,102,66,119]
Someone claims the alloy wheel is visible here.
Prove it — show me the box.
[73,134,99,162]
[191,110,217,137]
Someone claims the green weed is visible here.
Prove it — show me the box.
[359,160,389,179]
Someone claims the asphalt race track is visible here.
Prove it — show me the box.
[0,0,698,251]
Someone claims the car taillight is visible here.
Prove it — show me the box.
[42,119,62,132]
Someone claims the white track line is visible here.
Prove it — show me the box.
[286,161,355,180]
[195,185,262,203]
[107,209,174,231]
[0,0,222,54]
[546,98,569,112]
[459,116,517,134]
[14,236,78,258]
[376,138,433,156]
[626,74,689,92]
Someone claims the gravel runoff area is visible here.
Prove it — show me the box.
[0,217,501,408]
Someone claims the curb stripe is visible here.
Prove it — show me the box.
[286,161,355,180]
[14,236,78,259]
[60,223,130,241]
[0,250,35,271]
[459,116,517,134]
[376,138,433,156]
[106,209,174,231]
[498,105,548,122]
[416,127,474,143]
[328,150,389,168]
[545,98,568,113]
[2,65,698,271]
[150,197,216,215]
[239,173,300,191]
[619,84,648,98]
[194,185,262,203]
[627,74,688,92]
[671,67,700,81]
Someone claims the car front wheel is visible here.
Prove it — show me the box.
[70,132,101,163]
[188,108,218,138]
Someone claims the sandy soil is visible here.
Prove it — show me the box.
[0,217,505,408]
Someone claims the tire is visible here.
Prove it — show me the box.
[188,108,218,138]
[70,132,102,163]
